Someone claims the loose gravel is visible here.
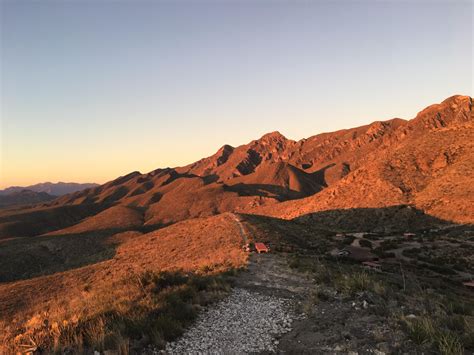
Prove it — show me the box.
[165,288,298,354]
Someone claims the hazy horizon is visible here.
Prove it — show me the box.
[1,0,472,188]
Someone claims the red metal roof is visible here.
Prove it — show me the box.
[255,242,269,253]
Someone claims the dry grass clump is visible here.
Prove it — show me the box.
[334,271,372,295]
[402,316,464,355]
[397,288,473,354]
[402,316,436,345]
[436,331,464,355]
[287,255,386,297]
[2,270,234,353]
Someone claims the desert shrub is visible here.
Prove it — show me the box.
[444,315,466,333]
[288,256,303,270]
[379,240,400,250]
[402,247,422,257]
[446,299,474,316]
[370,303,391,317]
[316,289,333,301]
[372,280,387,297]
[335,271,372,295]
[151,315,184,341]
[452,263,467,271]
[436,331,464,355]
[312,263,334,285]
[164,296,198,322]
[141,270,189,292]
[462,329,474,350]
[359,239,373,249]
[341,235,356,246]
[199,264,215,273]
[404,316,436,345]
[424,263,457,275]
[148,327,166,349]
[300,287,327,314]
[372,247,396,258]
[190,275,214,291]
[287,255,318,273]
[401,300,472,353]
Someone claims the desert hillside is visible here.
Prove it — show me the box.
[0,190,56,208]
[254,95,474,224]
[1,95,473,354]
[0,95,471,241]
[0,213,248,351]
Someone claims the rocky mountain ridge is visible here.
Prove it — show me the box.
[0,95,472,239]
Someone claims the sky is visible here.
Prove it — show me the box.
[0,0,472,188]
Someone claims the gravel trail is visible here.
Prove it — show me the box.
[165,288,296,354]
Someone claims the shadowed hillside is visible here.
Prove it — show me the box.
[0,190,56,208]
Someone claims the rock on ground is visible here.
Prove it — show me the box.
[165,288,296,354]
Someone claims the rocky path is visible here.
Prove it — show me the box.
[165,288,294,354]
[165,250,311,354]
[163,243,408,353]
[164,214,315,354]
[230,213,249,245]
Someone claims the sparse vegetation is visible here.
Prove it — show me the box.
[436,331,464,355]
[373,248,396,258]
[288,255,387,297]
[0,213,248,354]
[4,270,234,353]
[287,244,474,354]
[401,315,464,354]
[402,247,421,257]
[379,239,400,251]
[334,271,372,295]
[359,239,373,249]
[403,316,436,345]
[341,235,356,246]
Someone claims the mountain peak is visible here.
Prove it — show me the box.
[259,131,287,140]
[441,94,471,104]
[217,144,234,153]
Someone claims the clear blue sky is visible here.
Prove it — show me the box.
[1,0,472,187]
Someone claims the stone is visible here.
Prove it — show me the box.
[164,288,295,354]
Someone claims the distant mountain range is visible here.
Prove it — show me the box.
[0,182,98,208]
[0,182,99,197]
[0,94,471,239]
